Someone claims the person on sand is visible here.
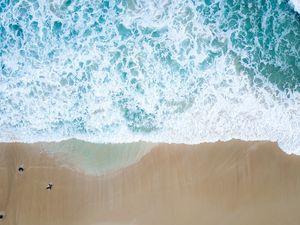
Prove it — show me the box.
[18,165,24,173]
[46,183,53,190]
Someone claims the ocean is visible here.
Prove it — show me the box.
[0,0,300,154]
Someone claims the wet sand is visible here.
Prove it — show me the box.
[0,140,300,225]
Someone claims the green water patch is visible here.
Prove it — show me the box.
[114,93,159,133]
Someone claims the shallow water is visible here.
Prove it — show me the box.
[0,0,300,153]
[39,139,155,175]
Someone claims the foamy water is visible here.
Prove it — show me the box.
[0,0,300,154]
[290,0,300,13]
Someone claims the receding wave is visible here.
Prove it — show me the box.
[0,0,300,154]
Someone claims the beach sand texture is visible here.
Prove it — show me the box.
[0,140,300,225]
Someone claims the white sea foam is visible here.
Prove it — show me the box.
[290,0,300,13]
[1,58,299,154]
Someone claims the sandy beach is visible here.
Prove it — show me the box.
[0,140,300,225]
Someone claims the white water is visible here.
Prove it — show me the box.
[290,0,300,13]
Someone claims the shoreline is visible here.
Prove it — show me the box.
[0,137,298,156]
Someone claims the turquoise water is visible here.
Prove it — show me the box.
[0,0,300,153]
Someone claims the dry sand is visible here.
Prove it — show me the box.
[0,140,300,225]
